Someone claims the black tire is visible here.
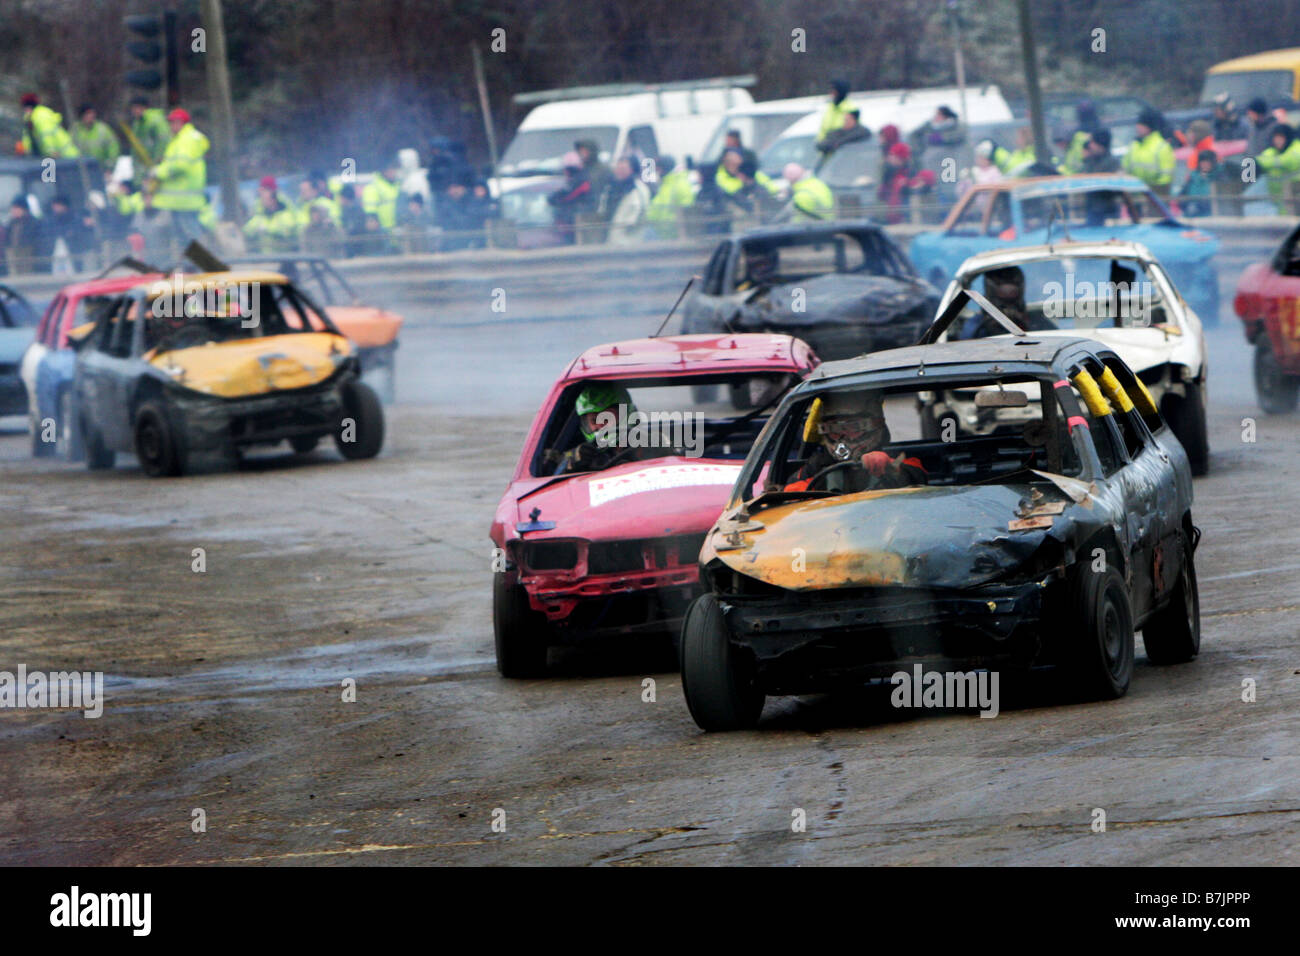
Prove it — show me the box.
[134,401,186,477]
[680,594,765,731]
[82,415,115,471]
[1163,383,1209,476]
[1143,535,1200,665]
[1061,564,1134,700]
[1254,339,1299,414]
[493,575,549,678]
[290,435,320,454]
[334,381,385,459]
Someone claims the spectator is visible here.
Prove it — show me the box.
[362,157,402,231]
[296,172,341,229]
[17,93,78,158]
[969,141,1004,190]
[878,142,914,224]
[910,105,965,173]
[879,124,905,170]
[44,194,95,273]
[816,109,871,161]
[735,155,783,218]
[1178,150,1221,217]
[361,213,395,256]
[714,147,747,196]
[301,203,344,258]
[816,79,856,146]
[645,156,693,238]
[1183,119,1215,170]
[151,108,210,243]
[691,161,731,235]
[604,156,651,244]
[1003,126,1037,176]
[722,129,758,169]
[1080,129,1120,173]
[3,198,43,274]
[1123,109,1175,194]
[243,176,298,253]
[1210,93,1247,141]
[574,139,611,216]
[426,137,472,195]
[1245,98,1279,161]
[126,96,172,181]
[71,104,121,168]
[1060,100,1101,174]
[782,163,833,221]
[337,185,367,257]
[439,178,488,251]
[1258,124,1300,214]
[547,151,593,245]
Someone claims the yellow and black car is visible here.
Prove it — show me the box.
[70,270,384,476]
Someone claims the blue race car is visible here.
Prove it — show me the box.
[909,174,1222,325]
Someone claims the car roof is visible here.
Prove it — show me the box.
[965,173,1148,197]
[731,219,885,244]
[124,269,290,293]
[564,333,809,379]
[952,240,1158,277]
[807,336,1100,382]
[1208,48,1300,73]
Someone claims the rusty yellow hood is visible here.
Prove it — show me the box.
[707,483,1059,591]
[148,332,350,397]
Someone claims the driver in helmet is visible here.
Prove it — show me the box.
[735,242,778,291]
[545,382,646,474]
[784,390,926,492]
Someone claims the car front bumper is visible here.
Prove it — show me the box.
[169,380,346,451]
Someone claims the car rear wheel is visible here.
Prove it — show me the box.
[1163,383,1209,476]
[82,415,115,471]
[134,401,186,477]
[680,594,765,731]
[1254,339,1299,414]
[1062,565,1134,700]
[1142,535,1200,665]
[334,381,385,459]
[493,575,549,678]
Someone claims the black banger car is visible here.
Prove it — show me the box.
[681,291,1201,730]
[679,221,940,373]
[71,272,383,477]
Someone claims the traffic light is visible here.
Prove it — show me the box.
[124,11,179,103]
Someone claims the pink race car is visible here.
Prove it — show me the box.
[489,333,819,676]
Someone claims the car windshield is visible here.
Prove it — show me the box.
[498,126,619,176]
[736,230,911,287]
[531,372,800,478]
[954,256,1176,335]
[1200,70,1294,105]
[144,281,331,352]
[1018,187,1170,231]
[760,134,818,176]
[699,112,809,163]
[737,375,1089,504]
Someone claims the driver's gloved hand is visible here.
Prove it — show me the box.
[861,451,896,477]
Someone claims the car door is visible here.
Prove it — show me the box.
[1260,226,1300,366]
[21,293,63,423]
[80,295,136,450]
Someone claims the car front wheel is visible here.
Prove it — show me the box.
[134,401,186,477]
[335,381,385,459]
[680,594,765,731]
[493,575,549,678]
[1254,339,1299,414]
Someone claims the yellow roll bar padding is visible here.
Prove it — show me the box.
[1098,366,1135,414]
[1130,376,1158,416]
[1072,368,1112,417]
[803,397,824,442]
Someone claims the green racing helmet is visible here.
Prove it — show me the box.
[576,383,634,441]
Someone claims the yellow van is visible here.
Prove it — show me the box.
[1202,48,1300,105]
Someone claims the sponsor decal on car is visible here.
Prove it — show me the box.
[588,463,741,507]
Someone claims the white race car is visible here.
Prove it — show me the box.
[922,240,1209,475]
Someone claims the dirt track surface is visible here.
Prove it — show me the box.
[1,295,1298,864]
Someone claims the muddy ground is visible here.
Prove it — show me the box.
[0,281,1297,865]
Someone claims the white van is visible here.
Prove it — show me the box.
[696,95,831,165]
[759,85,1015,177]
[495,78,755,186]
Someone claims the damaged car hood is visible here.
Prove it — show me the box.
[516,457,743,541]
[712,482,1078,591]
[735,273,936,327]
[148,332,349,398]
